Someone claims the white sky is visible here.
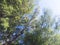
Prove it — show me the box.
[38,0,60,19]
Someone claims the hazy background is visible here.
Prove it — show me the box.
[38,0,60,21]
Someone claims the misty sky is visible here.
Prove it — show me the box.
[38,0,60,20]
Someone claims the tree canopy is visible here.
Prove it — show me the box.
[0,0,60,45]
[0,0,34,45]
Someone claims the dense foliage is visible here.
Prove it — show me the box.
[0,0,60,45]
[0,0,34,45]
